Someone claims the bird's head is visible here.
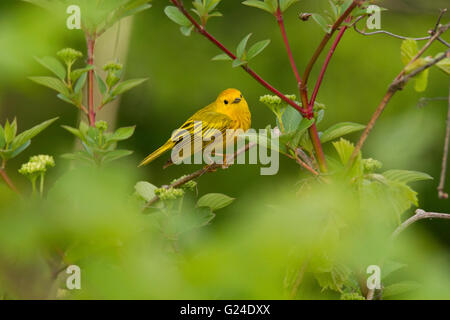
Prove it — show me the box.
[215,88,248,112]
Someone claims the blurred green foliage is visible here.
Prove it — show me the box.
[0,0,449,299]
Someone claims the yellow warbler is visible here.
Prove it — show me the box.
[139,88,251,167]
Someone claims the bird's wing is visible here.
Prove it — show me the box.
[170,111,235,156]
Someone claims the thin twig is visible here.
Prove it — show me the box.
[392,209,450,239]
[300,0,361,95]
[298,0,361,172]
[276,7,302,89]
[438,83,450,199]
[170,0,308,117]
[417,96,447,108]
[352,9,450,48]
[309,17,351,108]
[143,143,254,210]
[348,24,450,166]
[286,148,319,176]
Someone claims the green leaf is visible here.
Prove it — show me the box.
[111,78,148,96]
[242,0,274,14]
[70,65,94,83]
[109,126,135,142]
[74,72,87,94]
[436,55,450,75]
[212,53,233,61]
[279,0,299,12]
[61,125,85,141]
[102,149,133,164]
[61,151,95,164]
[382,170,433,184]
[401,39,418,66]
[232,59,247,68]
[312,14,331,33]
[4,119,16,144]
[197,193,235,211]
[35,56,66,81]
[414,68,428,92]
[332,138,356,165]
[247,39,270,60]
[29,76,70,96]
[382,260,408,280]
[135,181,158,202]
[164,6,192,26]
[180,25,194,36]
[320,122,366,143]
[237,33,252,59]
[10,140,31,158]
[278,105,303,134]
[95,72,107,95]
[383,281,421,298]
[11,117,58,150]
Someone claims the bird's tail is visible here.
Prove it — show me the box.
[138,142,173,167]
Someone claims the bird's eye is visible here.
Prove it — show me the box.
[224,100,229,105]
[240,94,243,98]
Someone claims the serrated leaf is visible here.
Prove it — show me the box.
[35,56,66,81]
[321,122,366,143]
[333,138,355,164]
[312,13,331,33]
[102,149,133,164]
[109,126,135,142]
[164,6,192,26]
[382,169,433,184]
[242,0,274,14]
[111,78,148,96]
[237,33,252,59]
[29,76,70,96]
[383,281,421,298]
[212,53,233,61]
[197,193,235,211]
[247,39,270,60]
[11,117,58,150]
[135,181,157,202]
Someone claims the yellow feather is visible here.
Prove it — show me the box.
[139,88,251,167]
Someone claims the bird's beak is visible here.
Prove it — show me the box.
[232,97,242,104]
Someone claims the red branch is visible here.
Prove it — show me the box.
[309,18,350,110]
[275,7,305,102]
[170,0,309,118]
[300,0,360,95]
